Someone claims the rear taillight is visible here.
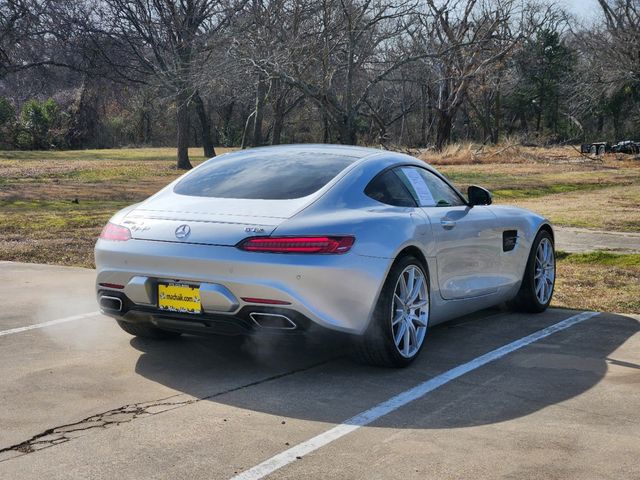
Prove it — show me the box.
[237,236,355,254]
[100,222,131,241]
[99,282,125,289]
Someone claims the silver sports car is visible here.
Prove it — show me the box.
[95,144,555,367]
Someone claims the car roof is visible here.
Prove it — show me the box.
[210,144,437,180]
[216,144,390,161]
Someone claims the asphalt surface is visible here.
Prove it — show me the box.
[554,226,640,254]
[1,261,639,479]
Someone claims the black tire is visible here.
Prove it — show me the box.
[352,255,430,368]
[509,229,555,313]
[116,320,182,339]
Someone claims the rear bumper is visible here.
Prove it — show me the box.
[98,289,313,335]
[95,238,391,335]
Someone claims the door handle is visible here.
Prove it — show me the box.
[440,219,456,230]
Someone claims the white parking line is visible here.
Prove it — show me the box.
[0,311,101,337]
[231,310,600,480]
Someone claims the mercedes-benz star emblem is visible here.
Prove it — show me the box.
[175,224,191,239]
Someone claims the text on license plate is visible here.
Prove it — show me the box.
[158,283,201,314]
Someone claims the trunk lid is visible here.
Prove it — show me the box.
[123,193,309,246]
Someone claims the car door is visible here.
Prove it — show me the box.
[395,166,503,300]
[363,167,432,243]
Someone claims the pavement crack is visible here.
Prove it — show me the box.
[0,355,342,462]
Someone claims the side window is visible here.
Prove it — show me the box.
[396,167,465,207]
[364,170,417,207]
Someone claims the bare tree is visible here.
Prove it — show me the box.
[0,0,94,79]
[596,0,640,87]
[234,0,421,144]
[412,0,521,149]
[2,0,639,151]
[93,0,248,168]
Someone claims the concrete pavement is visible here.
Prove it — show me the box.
[0,262,638,479]
[554,226,640,254]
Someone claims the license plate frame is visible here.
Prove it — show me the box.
[157,282,202,315]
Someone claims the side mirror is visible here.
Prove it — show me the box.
[468,185,492,206]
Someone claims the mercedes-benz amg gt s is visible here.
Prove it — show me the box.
[95,144,555,367]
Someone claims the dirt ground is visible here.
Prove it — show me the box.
[0,145,638,313]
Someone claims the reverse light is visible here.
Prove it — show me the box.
[100,222,131,241]
[237,236,355,254]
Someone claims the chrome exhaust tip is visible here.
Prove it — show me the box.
[99,295,123,312]
[249,312,297,330]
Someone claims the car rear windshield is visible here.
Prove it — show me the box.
[174,151,357,199]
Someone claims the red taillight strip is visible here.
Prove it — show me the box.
[241,297,291,305]
[238,236,355,254]
[100,222,131,241]
[99,283,125,289]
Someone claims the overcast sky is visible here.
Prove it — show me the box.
[558,0,601,20]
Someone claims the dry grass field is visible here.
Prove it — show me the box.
[1,144,638,313]
[423,144,640,232]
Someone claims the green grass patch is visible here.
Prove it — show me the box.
[442,171,621,200]
[557,251,640,269]
[0,199,128,211]
[0,199,128,237]
[493,182,606,199]
[0,148,199,162]
[58,164,179,183]
[440,170,512,186]
[0,147,235,162]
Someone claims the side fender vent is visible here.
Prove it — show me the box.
[503,230,518,252]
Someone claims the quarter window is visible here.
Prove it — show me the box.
[396,167,465,207]
[364,170,417,207]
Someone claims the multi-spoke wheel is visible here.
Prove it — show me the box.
[534,237,555,305]
[391,265,429,358]
[510,229,556,313]
[353,255,430,367]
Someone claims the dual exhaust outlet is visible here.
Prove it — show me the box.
[99,294,296,330]
[249,312,297,330]
[99,295,123,312]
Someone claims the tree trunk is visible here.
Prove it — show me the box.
[399,80,406,145]
[612,111,620,141]
[176,92,192,170]
[193,91,215,158]
[483,93,491,142]
[597,113,604,134]
[252,73,267,147]
[435,111,452,151]
[322,111,330,143]
[419,84,428,147]
[336,115,357,145]
[270,78,284,145]
[241,110,255,149]
[67,77,99,148]
[334,110,357,145]
[535,92,543,133]
[272,102,284,145]
[494,89,501,144]
[552,95,559,135]
[220,101,235,145]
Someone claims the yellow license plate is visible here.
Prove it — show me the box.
[158,283,201,314]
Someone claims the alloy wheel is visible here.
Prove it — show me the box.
[534,237,555,304]
[391,265,429,358]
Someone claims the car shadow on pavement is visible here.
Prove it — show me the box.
[131,308,639,429]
